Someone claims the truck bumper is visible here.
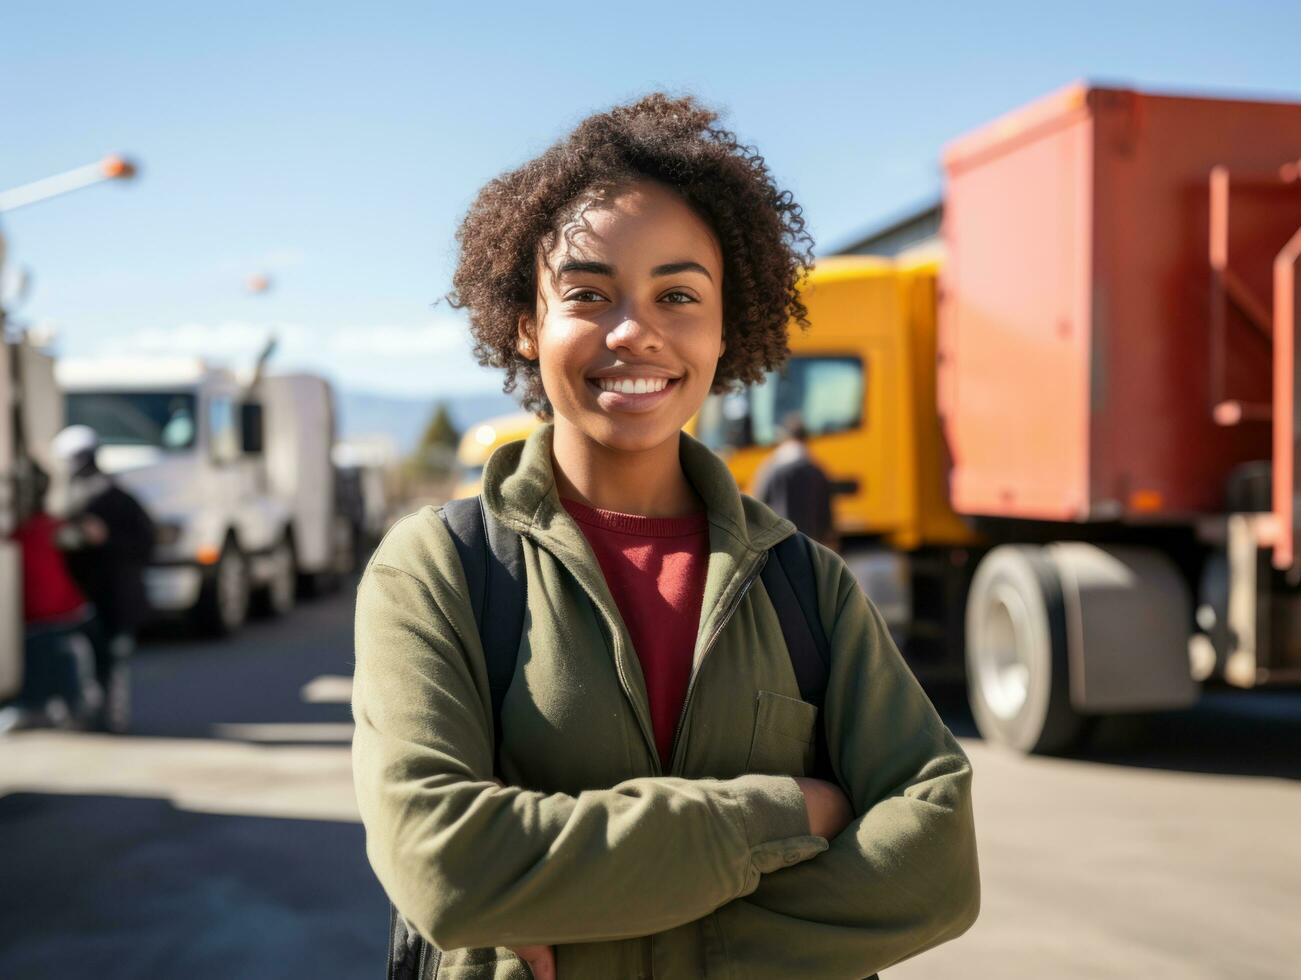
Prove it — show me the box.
[144,565,204,612]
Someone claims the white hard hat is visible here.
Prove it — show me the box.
[52,424,100,462]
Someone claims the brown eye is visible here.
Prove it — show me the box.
[661,290,696,304]
[567,289,606,303]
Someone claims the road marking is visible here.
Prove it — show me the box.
[1,730,359,822]
[301,674,353,704]
[213,722,354,743]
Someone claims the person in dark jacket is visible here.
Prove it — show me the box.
[51,424,155,733]
[750,412,837,550]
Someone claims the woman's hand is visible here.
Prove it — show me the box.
[508,943,556,979]
[793,777,853,839]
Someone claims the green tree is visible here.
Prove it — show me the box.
[409,402,460,479]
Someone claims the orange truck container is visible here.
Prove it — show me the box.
[940,85,1301,524]
[935,85,1301,751]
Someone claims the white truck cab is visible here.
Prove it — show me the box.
[55,356,333,635]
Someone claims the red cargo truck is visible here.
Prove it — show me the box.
[941,84,1301,751]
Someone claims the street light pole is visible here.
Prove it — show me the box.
[0,154,138,214]
[0,151,141,526]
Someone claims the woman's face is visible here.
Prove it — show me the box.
[520,179,725,454]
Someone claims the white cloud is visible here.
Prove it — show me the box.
[262,247,307,271]
[328,321,465,357]
[110,320,309,358]
[95,314,498,397]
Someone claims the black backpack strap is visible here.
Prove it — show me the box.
[387,496,526,980]
[761,531,835,782]
[439,495,527,774]
[387,902,426,980]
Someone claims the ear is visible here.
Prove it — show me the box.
[516,313,537,360]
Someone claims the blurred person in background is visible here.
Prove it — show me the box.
[751,411,837,551]
[51,424,155,733]
[6,463,100,730]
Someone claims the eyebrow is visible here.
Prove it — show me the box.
[557,260,615,277]
[652,261,713,282]
[555,259,714,282]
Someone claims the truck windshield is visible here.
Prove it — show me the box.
[697,355,865,450]
[65,391,198,451]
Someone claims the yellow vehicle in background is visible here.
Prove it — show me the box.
[454,412,540,498]
[694,255,979,679]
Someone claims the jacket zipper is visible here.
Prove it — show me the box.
[563,571,665,774]
[668,551,768,775]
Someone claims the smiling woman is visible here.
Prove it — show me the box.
[352,93,978,980]
[448,93,812,421]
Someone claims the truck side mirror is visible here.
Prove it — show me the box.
[241,402,264,455]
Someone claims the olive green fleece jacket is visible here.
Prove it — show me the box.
[352,423,979,979]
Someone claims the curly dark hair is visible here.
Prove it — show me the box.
[447,92,814,417]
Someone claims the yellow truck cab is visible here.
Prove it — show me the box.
[694,255,979,677]
[698,257,972,547]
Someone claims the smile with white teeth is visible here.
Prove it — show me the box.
[595,377,671,395]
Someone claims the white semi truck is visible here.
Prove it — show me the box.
[56,354,344,636]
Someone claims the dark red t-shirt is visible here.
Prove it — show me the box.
[13,513,89,625]
[561,498,709,770]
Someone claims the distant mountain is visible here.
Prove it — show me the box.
[339,388,521,454]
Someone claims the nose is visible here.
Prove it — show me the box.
[606,306,664,355]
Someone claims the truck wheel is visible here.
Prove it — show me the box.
[965,545,1085,754]
[197,540,250,636]
[255,537,297,618]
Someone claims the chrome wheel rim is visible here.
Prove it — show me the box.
[978,583,1033,721]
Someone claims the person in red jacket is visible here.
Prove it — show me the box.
[14,464,90,626]
[8,463,99,729]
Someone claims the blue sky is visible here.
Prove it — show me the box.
[3,0,1298,398]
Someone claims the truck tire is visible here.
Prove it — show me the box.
[965,545,1085,754]
[254,536,297,618]
[196,539,250,637]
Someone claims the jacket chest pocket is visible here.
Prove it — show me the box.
[745,690,817,776]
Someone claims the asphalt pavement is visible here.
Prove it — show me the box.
[0,583,385,980]
[2,579,1299,979]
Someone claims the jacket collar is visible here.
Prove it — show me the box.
[481,421,795,650]
[482,421,793,554]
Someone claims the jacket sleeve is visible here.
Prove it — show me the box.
[709,543,980,979]
[350,515,827,952]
